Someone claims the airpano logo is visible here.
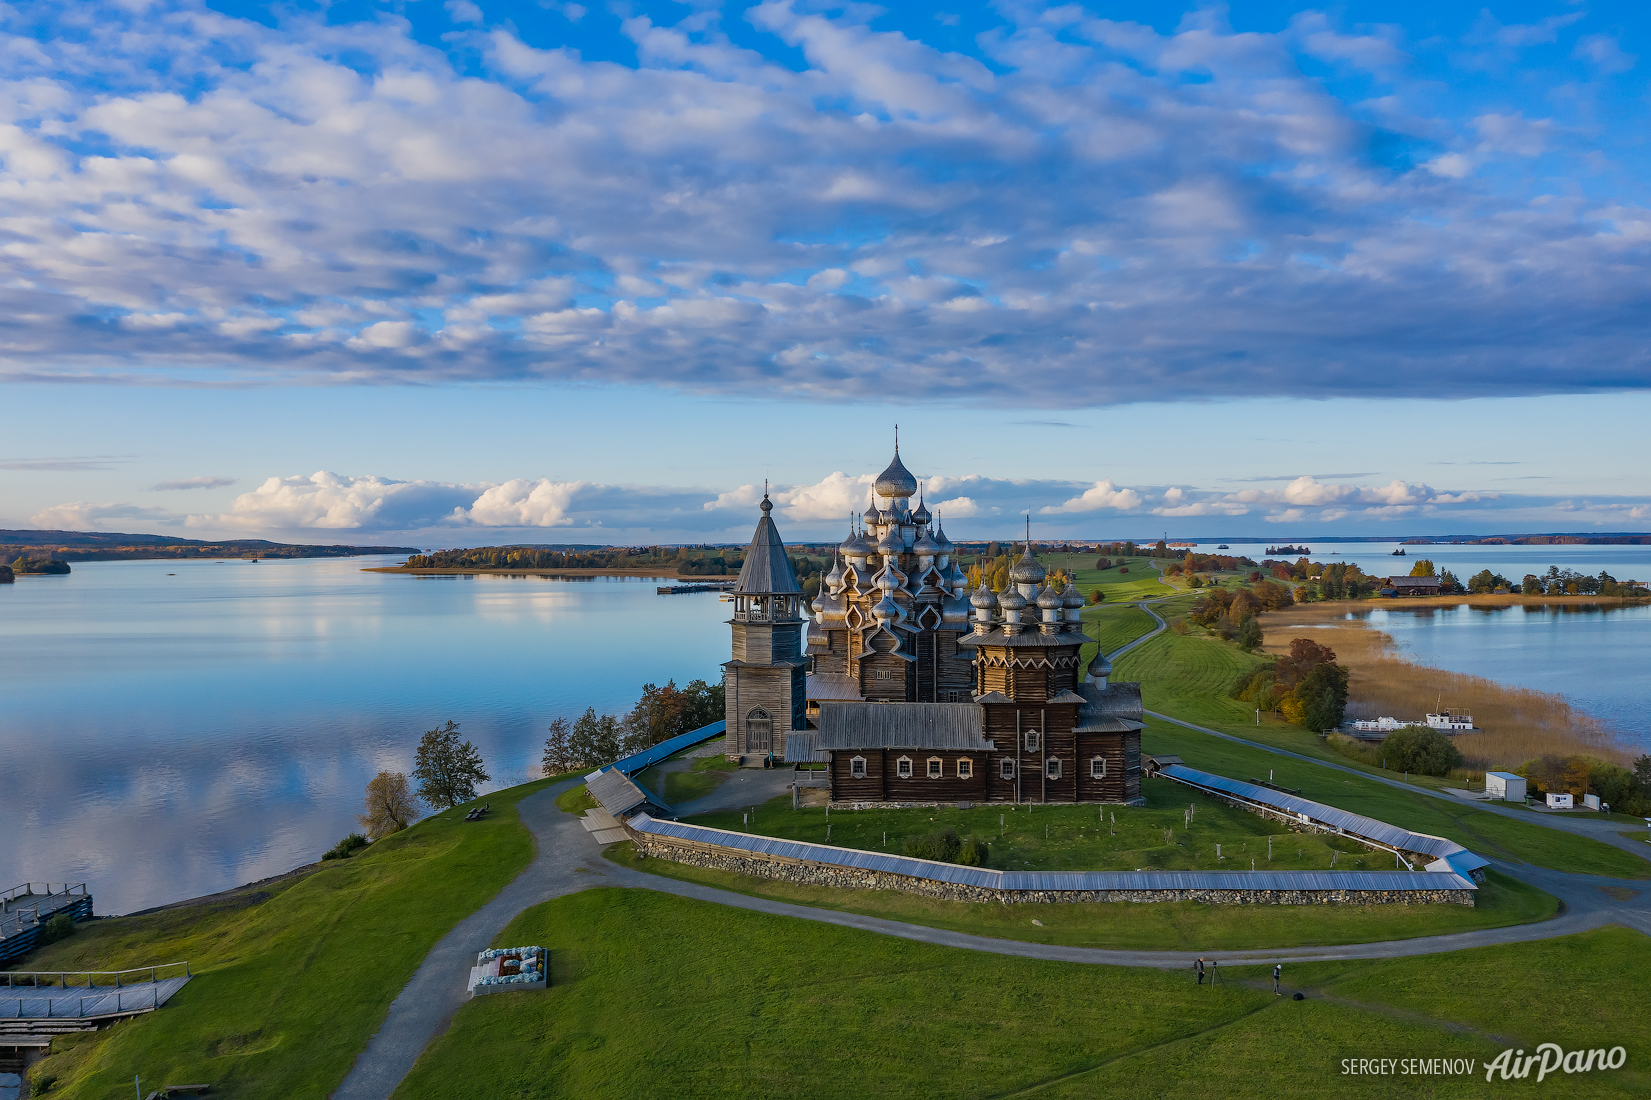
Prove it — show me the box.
[1484,1044,1628,1082]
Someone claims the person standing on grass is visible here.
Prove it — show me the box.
[1273,964,1282,995]
[1196,957,1205,985]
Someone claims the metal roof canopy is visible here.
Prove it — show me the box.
[590,720,727,780]
[1158,764,1490,872]
[627,815,1475,894]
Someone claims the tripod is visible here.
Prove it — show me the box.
[1208,960,1224,987]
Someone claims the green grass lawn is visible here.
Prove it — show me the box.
[1053,555,1179,600]
[391,889,1648,1100]
[608,847,1556,950]
[661,754,739,803]
[684,778,1409,874]
[19,777,574,1099]
[555,782,598,814]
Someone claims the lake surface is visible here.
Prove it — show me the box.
[0,558,728,912]
[1214,540,1651,586]
[1344,602,1651,752]
[4,549,1649,914]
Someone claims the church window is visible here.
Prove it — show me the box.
[850,756,867,779]
[957,758,973,779]
[1024,730,1041,753]
[1045,757,1062,780]
[1000,758,1016,779]
[927,757,943,779]
[897,756,913,779]
[1090,756,1107,779]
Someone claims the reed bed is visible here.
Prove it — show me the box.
[1260,605,1631,770]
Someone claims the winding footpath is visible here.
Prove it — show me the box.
[333,583,1651,1098]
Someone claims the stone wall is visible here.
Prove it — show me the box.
[629,832,1475,907]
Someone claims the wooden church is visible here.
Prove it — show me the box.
[725,445,1143,805]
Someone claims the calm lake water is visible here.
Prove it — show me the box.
[4,548,1649,913]
[1344,602,1651,751]
[0,558,728,913]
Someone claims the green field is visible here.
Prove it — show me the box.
[18,778,570,1099]
[686,778,1415,873]
[609,847,1555,950]
[661,754,739,803]
[1056,555,1179,600]
[391,889,1649,1099]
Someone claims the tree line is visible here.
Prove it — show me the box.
[541,678,724,774]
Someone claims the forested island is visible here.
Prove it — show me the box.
[0,529,418,562]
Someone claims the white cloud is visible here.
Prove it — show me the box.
[1043,480,1145,514]
[0,3,1642,405]
[152,476,237,491]
[463,479,588,527]
[29,501,179,530]
[204,472,479,531]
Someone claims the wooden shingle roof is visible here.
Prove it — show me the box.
[815,702,994,751]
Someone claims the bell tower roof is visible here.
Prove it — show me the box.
[733,490,802,595]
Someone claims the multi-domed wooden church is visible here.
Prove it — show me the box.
[722,445,1143,805]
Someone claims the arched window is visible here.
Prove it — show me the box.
[957,758,973,779]
[1024,730,1041,753]
[927,756,943,779]
[1000,758,1016,779]
[850,755,867,779]
[896,756,913,778]
[1090,755,1107,779]
[1045,756,1062,780]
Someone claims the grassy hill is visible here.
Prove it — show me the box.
[0,529,418,561]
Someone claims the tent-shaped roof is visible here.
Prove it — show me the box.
[733,496,802,595]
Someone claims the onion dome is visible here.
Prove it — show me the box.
[970,580,998,610]
[872,592,902,623]
[825,554,845,590]
[1010,545,1047,586]
[1037,584,1064,610]
[1063,576,1086,609]
[1088,648,1113,679]
[913,531,940,557]
[932,520,953,555]
[876,527,902,557]
[811,590,826,615]
[874,446,919,499]
[911,493,932,526]
[841,522,872,557]
[864,500,884,526]
[997,585,1027,612]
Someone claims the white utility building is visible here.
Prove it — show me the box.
[1484,772,1527,802]
[1546,792,1574,810]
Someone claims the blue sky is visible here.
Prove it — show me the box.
[2,1,1649,545]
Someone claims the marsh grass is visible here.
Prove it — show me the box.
[1260,603,1632,769]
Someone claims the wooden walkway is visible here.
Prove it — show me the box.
[0,976,190,1019]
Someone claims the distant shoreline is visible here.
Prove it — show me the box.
[363,565,695,578]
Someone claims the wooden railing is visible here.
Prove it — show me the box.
[2,961,190,989]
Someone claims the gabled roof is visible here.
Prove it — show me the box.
[585,768,670,819]
[733,497,801,596]
[816,702,994,751]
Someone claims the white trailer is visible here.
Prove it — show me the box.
[1546,792,1574,810]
